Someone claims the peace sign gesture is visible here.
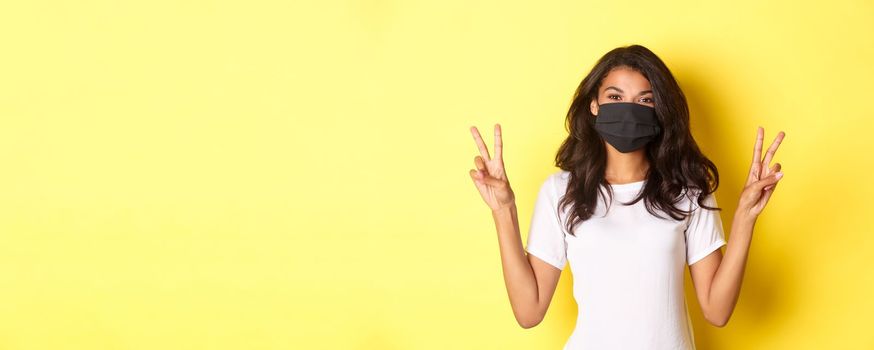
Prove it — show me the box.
[469,124,516,212]
[737,126,786,221]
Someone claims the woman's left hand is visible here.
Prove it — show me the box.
[737,126,785,222]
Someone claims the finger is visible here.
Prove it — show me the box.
[763,163,781,190]
[761,182,777,203]
[470,126,492,161]
[749,126,764,181]
[469,169,479,181]
[494,124,503,161]
[761,131,785,177]
[474,155,487,172]
[480,174,504,187]
[754,171,783,192]
[762,161,781,179]
[470,168,502,187]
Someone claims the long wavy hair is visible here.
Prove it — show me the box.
[556,44,720,236]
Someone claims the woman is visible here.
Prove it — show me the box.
[467,44,785,349]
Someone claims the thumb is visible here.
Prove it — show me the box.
[479,173,506,188]
[753,171,783,192]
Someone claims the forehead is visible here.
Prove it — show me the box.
[600,67,652,92]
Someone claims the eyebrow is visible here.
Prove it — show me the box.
[604,86,653,95]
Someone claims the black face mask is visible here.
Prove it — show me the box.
[593,102,661,153]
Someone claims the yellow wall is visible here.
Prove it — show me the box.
[0,0,872,349]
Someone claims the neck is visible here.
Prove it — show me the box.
[604,145,650,184]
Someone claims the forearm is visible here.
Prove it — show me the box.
[706,212,756,325]
[491,203,541,326]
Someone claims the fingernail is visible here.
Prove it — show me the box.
[775,172,783,179]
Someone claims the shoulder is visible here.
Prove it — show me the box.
[545,170,571,194]
[533,170,570,202]
[549,169,570,186]
[679,186,717,211]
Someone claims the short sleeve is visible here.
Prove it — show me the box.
[525,173,568,270]
[684,191,727,265]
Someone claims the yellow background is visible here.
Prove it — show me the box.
[1,0,872,349]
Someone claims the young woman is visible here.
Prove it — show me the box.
[467,45,785,349]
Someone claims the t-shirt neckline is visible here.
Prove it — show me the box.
[608,179,646,192]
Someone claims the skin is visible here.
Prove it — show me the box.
[467,66,786,329]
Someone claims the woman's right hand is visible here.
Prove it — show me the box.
[469,124,516,212]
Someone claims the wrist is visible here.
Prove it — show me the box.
[491,202,517,216]
[733,209,757,226]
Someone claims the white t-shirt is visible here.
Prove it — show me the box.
[525,170,726,350]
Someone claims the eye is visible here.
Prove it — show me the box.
[608,94,622,100]
[640,97,653,103]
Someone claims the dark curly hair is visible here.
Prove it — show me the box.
[555,44,720,236]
